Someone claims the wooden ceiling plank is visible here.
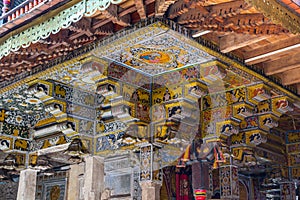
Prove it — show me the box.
[245,43,300,65]
[264,53,300,75]
[220,33,269,53]
[281,67,300,85]
[244,35,300,60]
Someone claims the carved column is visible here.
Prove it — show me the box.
[139,143,162,200]
[219,165,239,200]
[17,169,38,200]
[82,156,104,200]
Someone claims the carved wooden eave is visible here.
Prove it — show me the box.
[245,0,300,34]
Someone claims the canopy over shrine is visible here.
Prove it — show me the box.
[0,0,300,199]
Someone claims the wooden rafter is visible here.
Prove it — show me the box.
[219,33,269,53]
[245,35,300,64]
[155,0,178,16]
[168,0,192,19]
[206,0,250,17]
[101,4,131,27]
[69,18,94,37]
[135,0,147,19]
[263,53,300,76]
[281,68,300,85]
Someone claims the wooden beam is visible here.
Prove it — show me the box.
[245,43,300,65]
[297,84,300,95]
[102,5,131,27]
[156,0,179,17]
[244,35,300,59]
[219,33,268,53]
[281,68,300,85]
[92,18,111,29]
[206,0,250,17]
[168,0,188,19]
[264,53,300,75]
[177,7,209,24]
[135,0,147,19]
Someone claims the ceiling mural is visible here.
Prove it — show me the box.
[106,28,215,76]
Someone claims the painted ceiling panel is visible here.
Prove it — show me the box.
[106,30,215,76]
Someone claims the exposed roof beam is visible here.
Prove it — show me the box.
[245,43,300,64]
[102,4,131,27]
[244,35,300,62]
[281,67,300,85]
[219,34,268,53]
[264,53,300,76]
[156,0,179,17]
[135,0,147,19]
[168,0,196,19]
[92,18,111,29]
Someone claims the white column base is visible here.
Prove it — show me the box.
[17,169,38,200]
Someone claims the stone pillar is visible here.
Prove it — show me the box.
[139,143,162,200]
[140,181,162,200]
[17,169,38,200]
[83,156,104,200]
[67,163,84,200]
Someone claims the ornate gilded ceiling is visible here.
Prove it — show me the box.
[0,21,298,173]
[106,30,214,75]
